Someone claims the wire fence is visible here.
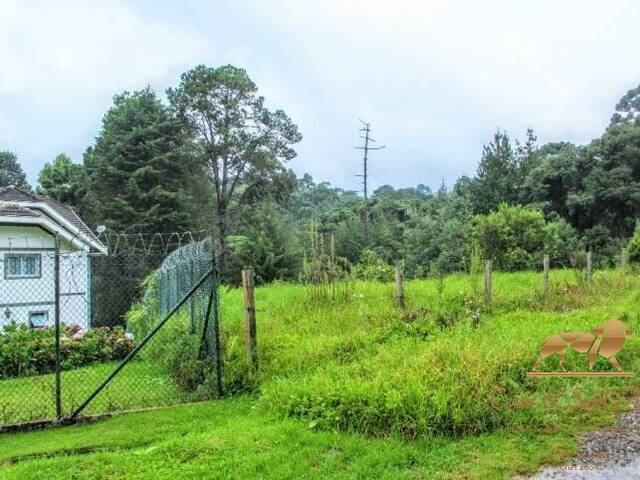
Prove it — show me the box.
[0,225,632,431]
[0,232,220,430]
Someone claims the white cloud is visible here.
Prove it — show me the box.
[1,0,639,190]
[0,0,211,180]
[241,0,640,187]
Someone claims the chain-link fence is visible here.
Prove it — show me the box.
[0,232,220,430]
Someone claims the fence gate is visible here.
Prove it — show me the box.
[0,233,221,430]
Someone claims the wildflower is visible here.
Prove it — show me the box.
[72,329,85,341]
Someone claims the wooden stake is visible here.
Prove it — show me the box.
[242,269,258,371]
[586,250,593,283]
[484,260,492,307]
[543,254,550,300]
[395,260,404,308]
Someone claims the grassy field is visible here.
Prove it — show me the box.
[1,268,640,478]
[0,360,193,426]
[0,397,593,479]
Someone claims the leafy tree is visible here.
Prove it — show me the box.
[352,250,395,282]
[289,176,362,261]
[578,122,640,238]
[83,87,202,233]
[542,218,581,267]
[37,154,84,206]
[0,151,30,191]
[168,65,301,271]
[223,202,301,284]
[472,204,548,270]
[405,187,472,276]
[610,83,640,127]
[523,143,581,220]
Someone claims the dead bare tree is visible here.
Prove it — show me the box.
[355,119,385,247]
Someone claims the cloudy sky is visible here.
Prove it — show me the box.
[1,1,639,192]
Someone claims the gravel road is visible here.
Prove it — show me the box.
[528,404,640,479]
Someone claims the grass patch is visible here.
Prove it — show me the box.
[217,269,640,437]
[1,268,639,477]
[0,399,595,479]
[0,360,191,425]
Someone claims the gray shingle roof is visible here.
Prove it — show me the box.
[37,196,101,243]
[0,186,38,202]
[0,186,102,247]
[0,202,39,218]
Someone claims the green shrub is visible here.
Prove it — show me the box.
[0,323,134,379]
[126,285,228,398]
[351,250,395,282]
[543,218,582,267]
[472,204,580,270]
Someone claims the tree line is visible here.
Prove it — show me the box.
[2,66,640,283]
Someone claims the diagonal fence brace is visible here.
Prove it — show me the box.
[69,266,216,419]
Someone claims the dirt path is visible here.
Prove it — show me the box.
[528,405,640,479]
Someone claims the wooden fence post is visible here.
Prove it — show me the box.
[395,260,404,308]
[543,254,550,301]
[484,260,492,307]
[241,269,258,371]
[586,250,593,283]
[621,247,627,275]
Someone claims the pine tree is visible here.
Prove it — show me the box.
[83,87,206,233]
[472,131,518,213]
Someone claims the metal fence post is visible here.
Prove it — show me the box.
[211,266,223,397]
[586,250,593,283]
[189,259,196,333]
[54,235,62,421]
[621,247,627,275]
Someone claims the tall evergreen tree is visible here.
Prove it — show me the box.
[471,131,518,213]
[83,87,202,233]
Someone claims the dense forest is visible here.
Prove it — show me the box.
[2,65,640,284]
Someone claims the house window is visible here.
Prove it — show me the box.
[4,254,41,279]
[29,311,48,328]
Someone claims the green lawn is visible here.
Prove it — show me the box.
[0,360,192,426]
[1,269,639,478]
[0,397,585,479]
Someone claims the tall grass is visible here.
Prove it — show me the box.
[216,269,640,437]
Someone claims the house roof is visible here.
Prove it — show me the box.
[0,187,38,202]
[0,202,39,218]
[0,186,106,252]
[38,196,101,243]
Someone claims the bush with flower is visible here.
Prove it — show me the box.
[0,323,135,379]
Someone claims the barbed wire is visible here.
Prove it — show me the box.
[0,229,216,256]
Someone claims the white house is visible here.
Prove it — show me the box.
[0,186,107,329]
